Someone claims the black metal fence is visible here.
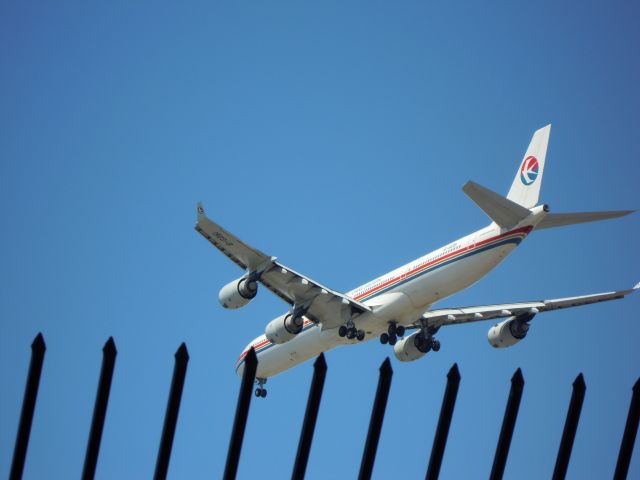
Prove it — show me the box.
[8,333,640,480]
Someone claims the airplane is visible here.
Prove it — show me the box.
[195,125,637,398]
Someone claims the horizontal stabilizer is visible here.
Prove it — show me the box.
[463,181,531,228]
[535,210,634,230]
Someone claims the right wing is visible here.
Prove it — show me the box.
[418,282,639,328]
[195,203,371,329]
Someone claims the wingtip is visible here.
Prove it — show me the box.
[462,180,475,192]
[197,202,205,220]
[633,282,640,291]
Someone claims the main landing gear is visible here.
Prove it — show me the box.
[379,321,405,346]
[338,322,365,341]
[254,378,267,398]
[415,332,441,352]
[414,323,442,353]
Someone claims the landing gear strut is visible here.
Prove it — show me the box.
[415,322,442,353]
[254,378,267,398]
[338,322,365,342]
[380,321,405,346]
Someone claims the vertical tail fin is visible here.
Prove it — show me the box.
[506,124,551,208]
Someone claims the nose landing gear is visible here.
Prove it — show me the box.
[254,378,267,398]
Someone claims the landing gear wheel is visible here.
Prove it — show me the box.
[338,325,347,337]
[346,328,356,340]
[255,388,261,397]
[388,324,397,336]
[356,330,365,341]
[380,333,389,344]
[431,339,441,352]
[388,334,397,346]
[415,333,431,353]
[260,389,267,398]
[396,325,406,337]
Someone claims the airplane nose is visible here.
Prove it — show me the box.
[235,357,245,377]
[235,342,252,377]
[235,335,266,378]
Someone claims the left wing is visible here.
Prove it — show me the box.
[195,203,371,329]
[418,282,639,328]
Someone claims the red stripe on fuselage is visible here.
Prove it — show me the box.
[353,226,532,301]
[236,226,533,364]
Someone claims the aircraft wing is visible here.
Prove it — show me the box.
[420,283,640,327]
[195,203,371,329]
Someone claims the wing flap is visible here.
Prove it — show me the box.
[260,260,371,329]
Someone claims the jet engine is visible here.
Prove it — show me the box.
[265,313,304,344]
[393,331,432,362]
[487,314,534,348]
[218,276,258,309]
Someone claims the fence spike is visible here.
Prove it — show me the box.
[224,347,257,480]
[358,357,393,480]
[10,333,47,480]
[489,368,524,480]
[552,373,586,480]
[154,342,189,480]
[291,353,328,480]
[613,377,640,480]
[426,363,461,480]
[82,337,118,480]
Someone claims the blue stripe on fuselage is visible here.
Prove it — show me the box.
[235,235,524,373]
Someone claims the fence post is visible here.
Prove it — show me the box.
[552,373,586,480]
[10,333,47,480]
[291,353,328,480]
[224,348,257,480]
[426,363,461,480]
[82,337,118,480]
[154,343,190,480]
[489,368,524,480]
[614,378,640,480]
[358,357,393,480]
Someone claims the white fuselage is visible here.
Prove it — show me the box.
[236,210,546,379]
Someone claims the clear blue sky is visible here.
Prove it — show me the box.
[1,1,639,479]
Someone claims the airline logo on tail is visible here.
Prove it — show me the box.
[520,156,539,185]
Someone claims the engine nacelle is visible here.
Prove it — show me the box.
[218,277,258,309]
[487,315,532,348]
[265,313,304,345]
[394,331,431,362]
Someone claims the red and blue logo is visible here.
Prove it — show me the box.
[520,156,539,185]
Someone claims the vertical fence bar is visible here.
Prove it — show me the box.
[224,348,257,480]
[358,357,393,480]
[10,333,47,480]
[291,353,328,480]
[425,363,461,480]
[489,368,524,480]
[82,337,118,480]
[154,343,190,480]
[552,373,586,480]
[614,378,640,480]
